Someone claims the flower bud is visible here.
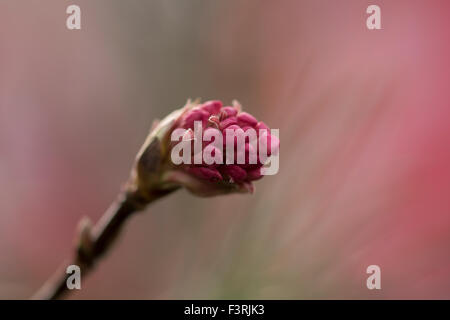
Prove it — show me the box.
[126,99,279,199]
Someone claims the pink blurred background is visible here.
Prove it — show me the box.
[1,0,449,299]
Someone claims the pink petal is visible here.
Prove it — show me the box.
[237,112,258,127]
[223,126,245,150]
[245,143,258,164]
[201,100,223,115]
[203,127,221,145]
[187,166,223,182]
[236,142,257,164]
[181,108,209,129]
[225,124,240,131]
[202,145,223,167]
[255,121,270,133]
[219,117,238,130]
[222,165,247,182]
[220,106,238,119]
[247,168,263,181]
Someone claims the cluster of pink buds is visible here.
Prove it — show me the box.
[129,99,279,199]
[173,100,279,185]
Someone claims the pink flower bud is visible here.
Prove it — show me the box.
[187,166,223,182]
[221,165,247,182]
[132,99,279,198]
[245,142,258,164]
[237,112,258,127]
[201,100,223,115]
[220,106,238,119]
[219,117,238,130]
[255,121,269,132]
[181,108,209,129]
[247,168,263,181]
[203,127,221,144]
[225,124,241,131]
[202,145,223,167]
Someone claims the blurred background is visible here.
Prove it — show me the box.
[1,0,450,299]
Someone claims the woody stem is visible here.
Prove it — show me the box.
[32,189,169,300]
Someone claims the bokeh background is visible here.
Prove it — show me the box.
[1,0,450,299]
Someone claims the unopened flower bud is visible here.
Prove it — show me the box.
[127,99,279,199]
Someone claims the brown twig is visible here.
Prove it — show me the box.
[32,189,171,300]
